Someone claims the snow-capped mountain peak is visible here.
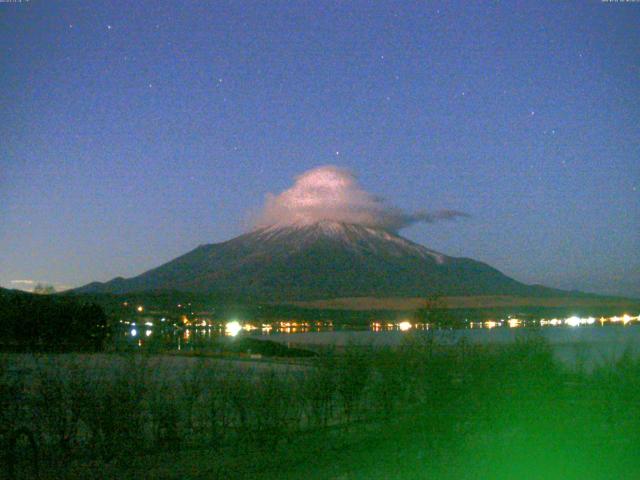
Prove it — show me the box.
[250,221,447,263]
[77,220,558,300]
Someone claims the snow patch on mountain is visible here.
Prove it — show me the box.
[252,221,447,264]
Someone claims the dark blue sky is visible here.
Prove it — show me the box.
[1,1,638,297]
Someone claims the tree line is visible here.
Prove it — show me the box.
[0,289,107,351]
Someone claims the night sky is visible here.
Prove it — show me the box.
[1,1,638,297]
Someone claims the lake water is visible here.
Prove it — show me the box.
[117,314,640,369]
[261,324,640,368]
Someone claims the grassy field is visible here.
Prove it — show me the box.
[2,334,640,479]
[290,295,640,311]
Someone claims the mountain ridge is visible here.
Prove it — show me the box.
[76,221,568,300]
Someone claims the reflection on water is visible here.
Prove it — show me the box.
[114,313,640,350]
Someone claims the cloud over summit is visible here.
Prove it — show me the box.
[256,165,469,231]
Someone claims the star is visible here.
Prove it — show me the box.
[335,151,340,156]
[107,25,112,30]
[530,110,535,116]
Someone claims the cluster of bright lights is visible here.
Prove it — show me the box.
[469,320,500,329]
[369,321,430,332]
[122,308,640,346]
[467,314,639,330]
[225,321,242,337]
[538,315,637,327]
[508,318,521,328]
[539,318,563,327]
[563,316,596,327]
[398,321,412,331]
[610,314,637,325]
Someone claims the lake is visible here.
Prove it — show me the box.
[116,313,640,369]
[260,324,640,369]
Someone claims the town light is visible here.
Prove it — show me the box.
[226,321,242,337]
[565,316,580,327]
[398,321,412,331]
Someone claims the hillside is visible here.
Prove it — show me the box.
[77,221,569,301]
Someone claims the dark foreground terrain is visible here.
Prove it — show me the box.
[2,334,639,479]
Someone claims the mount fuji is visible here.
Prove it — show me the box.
[77,221,562,301]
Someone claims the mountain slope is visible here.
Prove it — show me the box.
[77,221,563,300]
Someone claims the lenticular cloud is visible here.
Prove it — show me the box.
[256,165,469,232]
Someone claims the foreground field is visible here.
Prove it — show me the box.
[2,335,640,479]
